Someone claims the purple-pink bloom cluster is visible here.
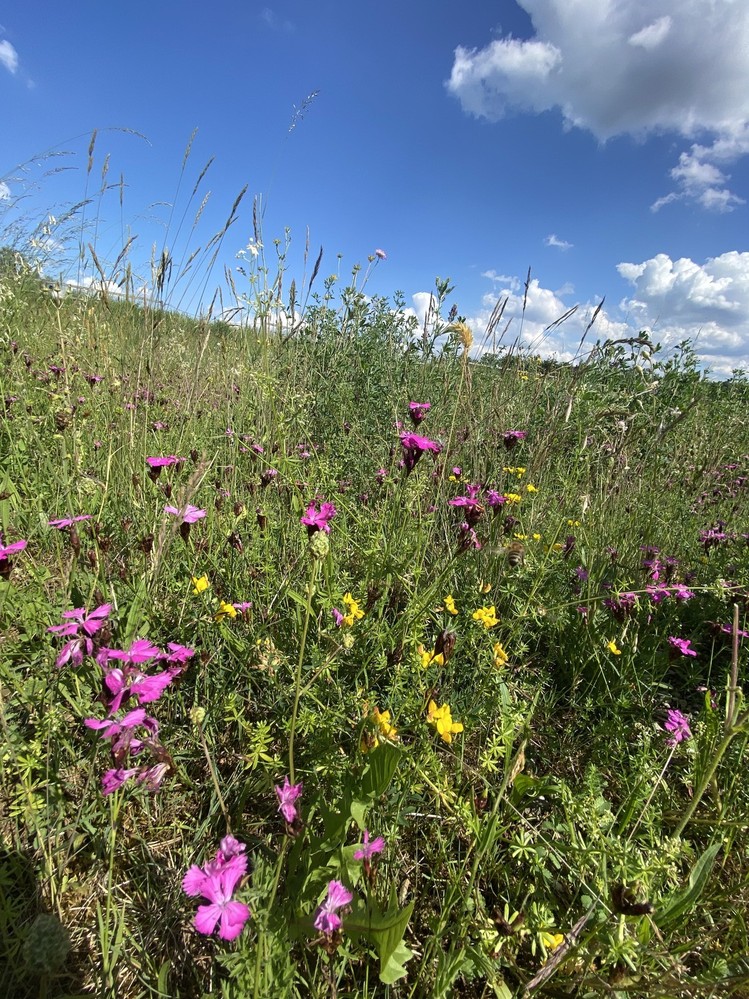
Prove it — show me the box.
[668,636,698,658]
[183,836,251,941]
[0,532,27,577]
[48,514,91,529]
[408,401,431,425]
[400,432,442,475]
[48,603,112,668]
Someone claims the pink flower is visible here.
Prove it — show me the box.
[48,603,111,667]
[502,430,526,449]
[191,863,251,941]
[276,776,303,824]
[146,456,184,468]
[0,535,27,560]
[353,829,385,861]
[314,880,353,935]
[408,401,430,425]
[48,515,91,529]
[164,504,206,524]
[100,638,162,666]
[664,709,691,746]
[668,636,697,657]
[400,432,442,474]
[300,501,337,535]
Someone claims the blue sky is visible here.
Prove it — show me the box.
[2,1,749,375]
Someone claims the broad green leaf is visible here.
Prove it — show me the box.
[656,841,722,932]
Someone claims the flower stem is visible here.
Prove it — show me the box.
[288,560,318,785]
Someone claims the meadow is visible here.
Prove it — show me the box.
[1,209,749,998]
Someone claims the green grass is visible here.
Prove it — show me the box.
[1,233,749,999]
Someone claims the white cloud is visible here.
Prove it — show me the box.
[544,233,573,250]
[0,39,18,74]
[403,291,438,331]
[0,181,10,201]
[260,8,294,31]
[618,251,749,374]
[447,1,749,210]
[466,274,628,361]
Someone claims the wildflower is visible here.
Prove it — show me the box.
[300,501,337,535]
[457,522,482,551]
[481,490,504,513]
[472,606,499,629]
[374,248,387,260]
[444,594,458,615]
[427,700,464,744]
[164,642,195,664]
[314,880,353,935]
[354,829,385,863]
[400,432,442,475]
[479,580,492,593]
[408,401,431,425]
[164,504,206,524]
[417,644,445,669]
[100,638,162,666]
[331,607,345,627]
[342,592,364,625]
[607,639,622,655]
[664,708,691,746]
[48,515,91,529]
[668,636,697,657]
[191,574,210,594]
[48,603,111,668]
[504,493,522,504]
[375,468,388,485]
[276,776,303,825]
[0,533,27,578]
[188,862,251,941]
[493,641,509,667]
[502,430,526,450]
[526,483,538,493]
[540,931,565,951]
[146,455,185,479]
[215,600,238,622]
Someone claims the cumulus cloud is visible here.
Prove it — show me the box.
[446,0,749,210]
[544,233,573,250]
[0,38,18,74]
[465,274,627,362]
[618,251,749,375]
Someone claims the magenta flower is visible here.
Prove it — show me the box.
[147,456,185,468]
[314,880,353,935]
[190,863,251,941]
[276,776,303,825]
[502,430,526,449]
[164,642,196,664]
[664,708,691,746]
[103,664,182,713]
[668,636,698,657]
[164,504,206,524]
[353,829,385,861]
[408,401,431,425]
[100,638,162,666]
[0,535,27,560]
[48,603,111,667]
[485,489,506,508]
[48,514,91,529]
[400,432,442,474]
[331,607,345,627]
[300,501,337,535]
[183,839,247,897]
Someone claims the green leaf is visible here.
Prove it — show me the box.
[347,890,414,984]
[656,841,722,932]
[359,742,404,800]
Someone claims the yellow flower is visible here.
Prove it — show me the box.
[540,931,565,951]
[191,574,210,594]
[552,542,564,552]
[532,533,542,541]
[493,641,509,667]
[504,493,522,504]
[502,466,526,478]
[427,700,464,744]
[567,519,580,527]
[417,644,445,669]
[479,580,492,593]
[444,594,459,615]
[215,600,238,622]
[526,483,537,493]
[472,605,499,629]
[343,592,364,621]
[362,706,398,752]
[519,373,529,381]
[514,533,528,540]
[607,639,622,655]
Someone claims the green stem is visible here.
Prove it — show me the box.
[288,558,319,785]
[671,724,740,839]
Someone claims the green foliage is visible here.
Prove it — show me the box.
[1,226,749,999]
